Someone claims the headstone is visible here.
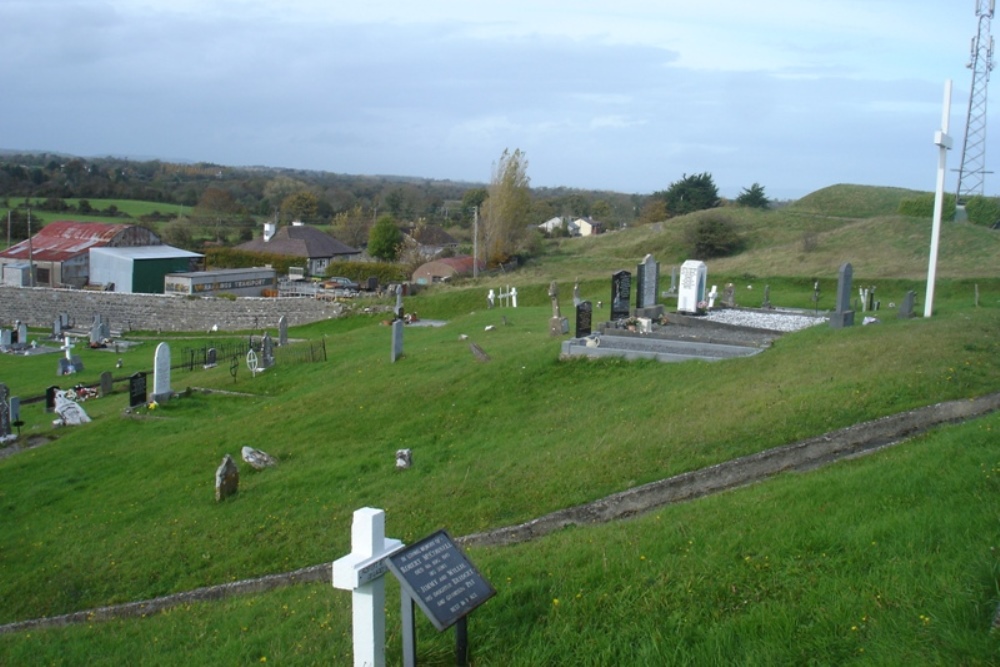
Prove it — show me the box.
[575,300,593,338]
[278,315,288,346]
[573,280,581,307]
[332,507,405,667]
[548,281,569,336]
[261,333,275,369]
[90,319,103,346]
[395,285,404,320]
[611,270,631,320]
[635,254,660,309]
[0,383,11,440]
[367,276,378,292]
[469,343,490,362]
[52,317,63,339]
[54,390,91,425]
[510,287,518,308]
[0,329,10,348]
[762,285,772,309]
[241,445,278,470]
[152,342,172,403]
[215,454,239,501]
[129,372,147,408]
[99,371,113,397]
[391,320,404,362]
[16,321,27,347]
[60,312,70,329]
[9,396,20,426]
[830,262,855,329]
[898,290,916,319]
[677,260,707,314]
[45,385,59,413]
[205,347,218,369]
[723,283,736,308]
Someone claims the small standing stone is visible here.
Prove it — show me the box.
[395,449,413,469]
[241,445,278,470]
[215,454,239,501]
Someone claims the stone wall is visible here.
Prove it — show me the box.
[0,287,346,333]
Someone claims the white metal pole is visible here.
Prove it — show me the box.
[473,206,479,278]
[925,80,953,318]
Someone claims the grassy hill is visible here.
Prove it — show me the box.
[2,184,1000,663]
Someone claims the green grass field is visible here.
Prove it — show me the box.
[2,184,1000,664]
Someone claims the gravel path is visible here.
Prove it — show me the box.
[704,309,826,332]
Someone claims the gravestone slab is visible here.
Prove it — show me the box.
[391,320,404,363]
[722,283,735,308]
[99,371,113,397]
[611,270,632,320]
[395,285,405,320]
[46,385,59,413]
[9,396,20,426]
[215,454,239,501]
[830,262,855,329]
[395,448,412,469]
[261,333,275,369]
[635,254,660,309]
[129,372,147,408]
[152,342,172,403]
[677,260,707,314]
[241,446,278,470]
[278,315,288,346]
[575,300,593,338]
[0,383,11,440]
[16,322,27,346]
[898,290,916,319]
[205,347,218,368]
[52,317,63,339]
[54,390,91,425]
[386,530,496,632]
[0,329,10,348]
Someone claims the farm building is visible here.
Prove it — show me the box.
[236,222,360,276]
[0,221,162,288]
[164,267,277,297]
[412,255,485,284]
[89,246,203,294]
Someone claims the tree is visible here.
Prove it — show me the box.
[683,212,744,259]
[331,205,371,248]
[655,172,720,218]
[481,148,531,266]
[368,214,402,262]
[281,191,320,223]
[736,182,770,209]
[638,199,668,224]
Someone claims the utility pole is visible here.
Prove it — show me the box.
[472,206,479,278]
[27,208,34,287]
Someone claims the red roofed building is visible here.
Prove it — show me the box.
[0,221,161,288]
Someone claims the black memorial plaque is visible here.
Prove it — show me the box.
[387,530,495,632]
[575,300,593,338]
[611,270,631,320]
[128,372,147,408]
[45,385,59,413]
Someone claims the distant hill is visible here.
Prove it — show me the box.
[789,183,926,219]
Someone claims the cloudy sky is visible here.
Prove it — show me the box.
[0,1,985,198]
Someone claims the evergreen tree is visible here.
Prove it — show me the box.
[736,182,770,209]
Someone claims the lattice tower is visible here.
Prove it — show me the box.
[957,0,996,202]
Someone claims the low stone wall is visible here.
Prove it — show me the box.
[0,286,346,333]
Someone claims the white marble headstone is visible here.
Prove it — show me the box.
[152,342,172,402]
[677,260,707,314]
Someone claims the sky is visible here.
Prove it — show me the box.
[0,1,988,199]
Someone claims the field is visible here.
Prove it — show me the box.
[1,185,1000,664]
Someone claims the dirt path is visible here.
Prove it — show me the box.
[3,391,999,634]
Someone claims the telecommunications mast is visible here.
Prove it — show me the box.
[956,0,996,204]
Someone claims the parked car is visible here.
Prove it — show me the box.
[322,277,360,291]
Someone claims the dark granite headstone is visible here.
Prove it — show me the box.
[635,254,660,309]
[898,290,916,319]
[129,373,147,409]
[576,301,593,338]
[261,333,275,369]
[46,385,60,413]
[99,371,113,397]
[0,383,11,439]
[205,347,218,368]
[278,315,288,346]
[611,270,631,320]
[9,396,20,425]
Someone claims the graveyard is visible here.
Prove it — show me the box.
[2,191,1000,662]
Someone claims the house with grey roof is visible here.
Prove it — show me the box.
[235,221,361,276]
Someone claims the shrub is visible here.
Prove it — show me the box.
[684,212,745,259]
[962,195,1000,226]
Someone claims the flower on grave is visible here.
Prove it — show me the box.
[148,401,158,410]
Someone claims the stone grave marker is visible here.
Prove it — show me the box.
[395,285,404,320]
[46,385,59,413]
[391,320,404,363]
[55,390,91,425]
[830,262,855,329]
[0,329,10,348]
[52,317,63,339]
[573,280,582,307]
[261,333,275,369]
[367,276,379,292]
[677,260,707,314]
[575,300,593,338]
[60,312,71,329]
[152,342,172,403]
[762,285,773,309]
[635,254,660,309]
[16,321,27,347]
[205,347,218,369]
[90,318,104,345]
[9,396,21,431]
[395,448,412,469]
[723,283,736,308]
[215,454,239,501]
[0,383,11,440]
[278,315,288,346]
[129,372,147,408]
[548,280,569,336]
[611,270,631,320]
[898,290,916,319]
[99,371,113,397]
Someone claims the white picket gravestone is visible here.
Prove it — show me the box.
[152,342,171,403]
[677,260,707,314]
[333,507,405,667]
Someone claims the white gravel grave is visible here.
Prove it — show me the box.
[703,309,826,333]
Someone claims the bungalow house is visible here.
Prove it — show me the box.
[538,216,578,236]
[235,221,360,276]
[401,224,459,259]
[412,255,486,285]
[0,220,162,288]
[572,217,605,237]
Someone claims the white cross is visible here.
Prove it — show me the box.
[333,507,404,667]
[925,79,953,318]
[510,287,518,308]
[707,285,718,309]
[60,335,75,361]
